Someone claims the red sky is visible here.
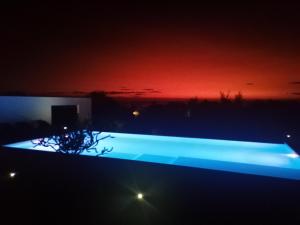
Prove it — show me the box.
[33,28,299,100]
[1,3,299,100]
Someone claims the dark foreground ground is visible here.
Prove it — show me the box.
[1,98,300,224]
[1,147,300,225]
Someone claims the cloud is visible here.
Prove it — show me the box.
[106,91,147,95]
[149,90,161,93]
[106,88,162,96]
[134,91,147,95]
[134,92,145,96]
[106,91,132,95]
[143,88,161,93]
[289,81,300,85]
[291,92,300,96]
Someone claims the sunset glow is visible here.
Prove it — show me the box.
[1,3,299,100]
[42,31,298,99]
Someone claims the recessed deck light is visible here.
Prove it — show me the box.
[137,193,143,200]
[9,172,16,178]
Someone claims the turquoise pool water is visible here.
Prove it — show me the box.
[5,132,300,180]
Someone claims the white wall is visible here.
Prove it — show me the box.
[0,96,91,124]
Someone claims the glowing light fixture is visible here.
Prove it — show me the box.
[287,153,298,158]
[63,126,68,130]
[137,193,143,200]
[9,172,16,178]
[286,134,291,138]
[132,110,140,117]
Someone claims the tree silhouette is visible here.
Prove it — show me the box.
[219,91,231,103]
[234,91,244,104]
[89,91,125,130]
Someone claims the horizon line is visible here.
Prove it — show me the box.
[0,91,300,101]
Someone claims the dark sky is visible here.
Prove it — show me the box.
[1,2,299,99]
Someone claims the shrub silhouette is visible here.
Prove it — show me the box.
[234,91,244,104]
[32,128,114,155]
[219,91,231,103]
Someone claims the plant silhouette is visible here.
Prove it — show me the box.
[32,128,114,156]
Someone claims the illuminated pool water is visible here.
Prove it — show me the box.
[4,132,300,180]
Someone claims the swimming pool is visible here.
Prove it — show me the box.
[4,132,300,180]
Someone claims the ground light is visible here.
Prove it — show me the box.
[137,193,144,200]
[9,172,16,178]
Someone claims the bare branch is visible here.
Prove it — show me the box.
[32,128,114,156]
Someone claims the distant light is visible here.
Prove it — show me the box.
[137,193,143,200]
[65,135,69,138]
[63,126,68,130]
[286,134,291,138]
[132,110,140,117]
[9,172,16,178]
[287,153,298,159]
